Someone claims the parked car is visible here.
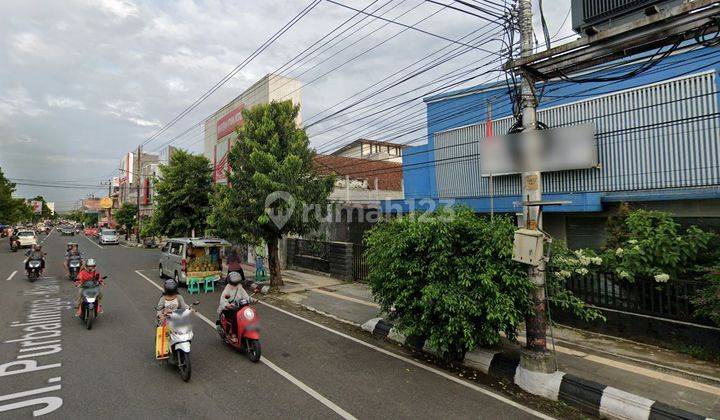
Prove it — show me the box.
[158,238,230,285]
[15,230,37,248]
[98,229,119,245]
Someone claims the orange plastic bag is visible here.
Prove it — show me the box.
[155,325,170,359]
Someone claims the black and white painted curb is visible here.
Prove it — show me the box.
[361,318,710,420]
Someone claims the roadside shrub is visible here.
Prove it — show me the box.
[545,241,605,321]
[364,207,601,357]
[600,210,714,283]
[692,266,720,326]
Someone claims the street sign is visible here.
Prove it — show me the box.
[479,124,597,175]
[100,197,113,209]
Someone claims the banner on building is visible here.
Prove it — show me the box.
[31,201,42,214]
[479,124,597,175]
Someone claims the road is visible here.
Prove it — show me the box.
[0,231,561,419]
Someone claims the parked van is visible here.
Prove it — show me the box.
[158,238,231,285]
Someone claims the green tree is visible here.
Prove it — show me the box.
[209,100,334,287]
[0,167,33,224]
[115,203,137,234]
[151,149,212,238]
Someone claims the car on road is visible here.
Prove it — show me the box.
[59,225,75,236]
[15,230,37,248]
[99,228,119,245]
[158,237,230,285]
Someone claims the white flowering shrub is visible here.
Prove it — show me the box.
[600,210,714,283]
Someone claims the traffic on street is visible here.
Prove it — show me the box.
[0,231,560,419]
[3,1,720,419]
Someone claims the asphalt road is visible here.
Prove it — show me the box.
[0,231,559,419]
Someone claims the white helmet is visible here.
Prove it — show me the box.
[86,258,97,268]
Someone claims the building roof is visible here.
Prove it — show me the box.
[314,155,403,191]
[330,138,408,156]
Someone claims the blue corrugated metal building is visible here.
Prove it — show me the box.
[392,46,720,249]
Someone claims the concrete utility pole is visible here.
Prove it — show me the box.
[136,145,141,243]
[518,0,551,371]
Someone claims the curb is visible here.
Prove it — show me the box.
[361,318,709,420]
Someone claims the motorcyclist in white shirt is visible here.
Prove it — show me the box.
[217,272,252,341]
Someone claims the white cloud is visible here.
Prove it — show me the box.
[166,78,188,93]
[94,0,138,19]
[46,95,86,110]
[128,117,160,127]
[0,87,46,119]
[12,32,50,55]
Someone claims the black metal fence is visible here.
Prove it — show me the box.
[563,271,710,325]
[352,243,368,282]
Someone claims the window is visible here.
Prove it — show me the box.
[170,242,181,255]
[162,243,171,253]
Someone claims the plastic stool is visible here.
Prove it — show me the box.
[203,276,216,293]
[255,268,268,282]
[187,279,202,295]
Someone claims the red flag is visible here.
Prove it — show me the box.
[485,101,494,138]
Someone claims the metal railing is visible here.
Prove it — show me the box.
[563,271,710,325]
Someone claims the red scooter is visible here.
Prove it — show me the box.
[217,294,261,362]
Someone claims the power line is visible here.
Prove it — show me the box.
[139,0,322,149]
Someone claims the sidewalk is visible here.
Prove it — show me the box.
[269,267,720,418]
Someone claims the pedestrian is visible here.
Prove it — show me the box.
[254,243,266,272]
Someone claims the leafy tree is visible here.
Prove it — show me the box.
[151,149,212,238]
[209,100,334,287]
[83,212,99,226]
[115,203,137,234]
[0,167,33,224]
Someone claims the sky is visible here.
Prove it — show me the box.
[0,0,575,211]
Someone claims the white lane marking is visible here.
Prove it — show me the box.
[134,270,357,420]
[6,271,17,281]
[259,301,556,420]
[85,235,103,249]
[40,230,53,243]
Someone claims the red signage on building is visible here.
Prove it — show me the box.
[216,105,244,140]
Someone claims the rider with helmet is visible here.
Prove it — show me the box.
[75,258,104,316]
[64,242,82,276]
[216,272,252,341]
[156,279,191,325]
[25,244,46,275]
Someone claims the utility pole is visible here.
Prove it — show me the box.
[108,179,113,228]
[136,145,141,243]
[518,0,551,371]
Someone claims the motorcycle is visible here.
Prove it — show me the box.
[217,295,261,363]
[157,303,198,382]
[68,258,82,281]
[77,277,105,330]
[26,258,42,282]
[10,239,18,253]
